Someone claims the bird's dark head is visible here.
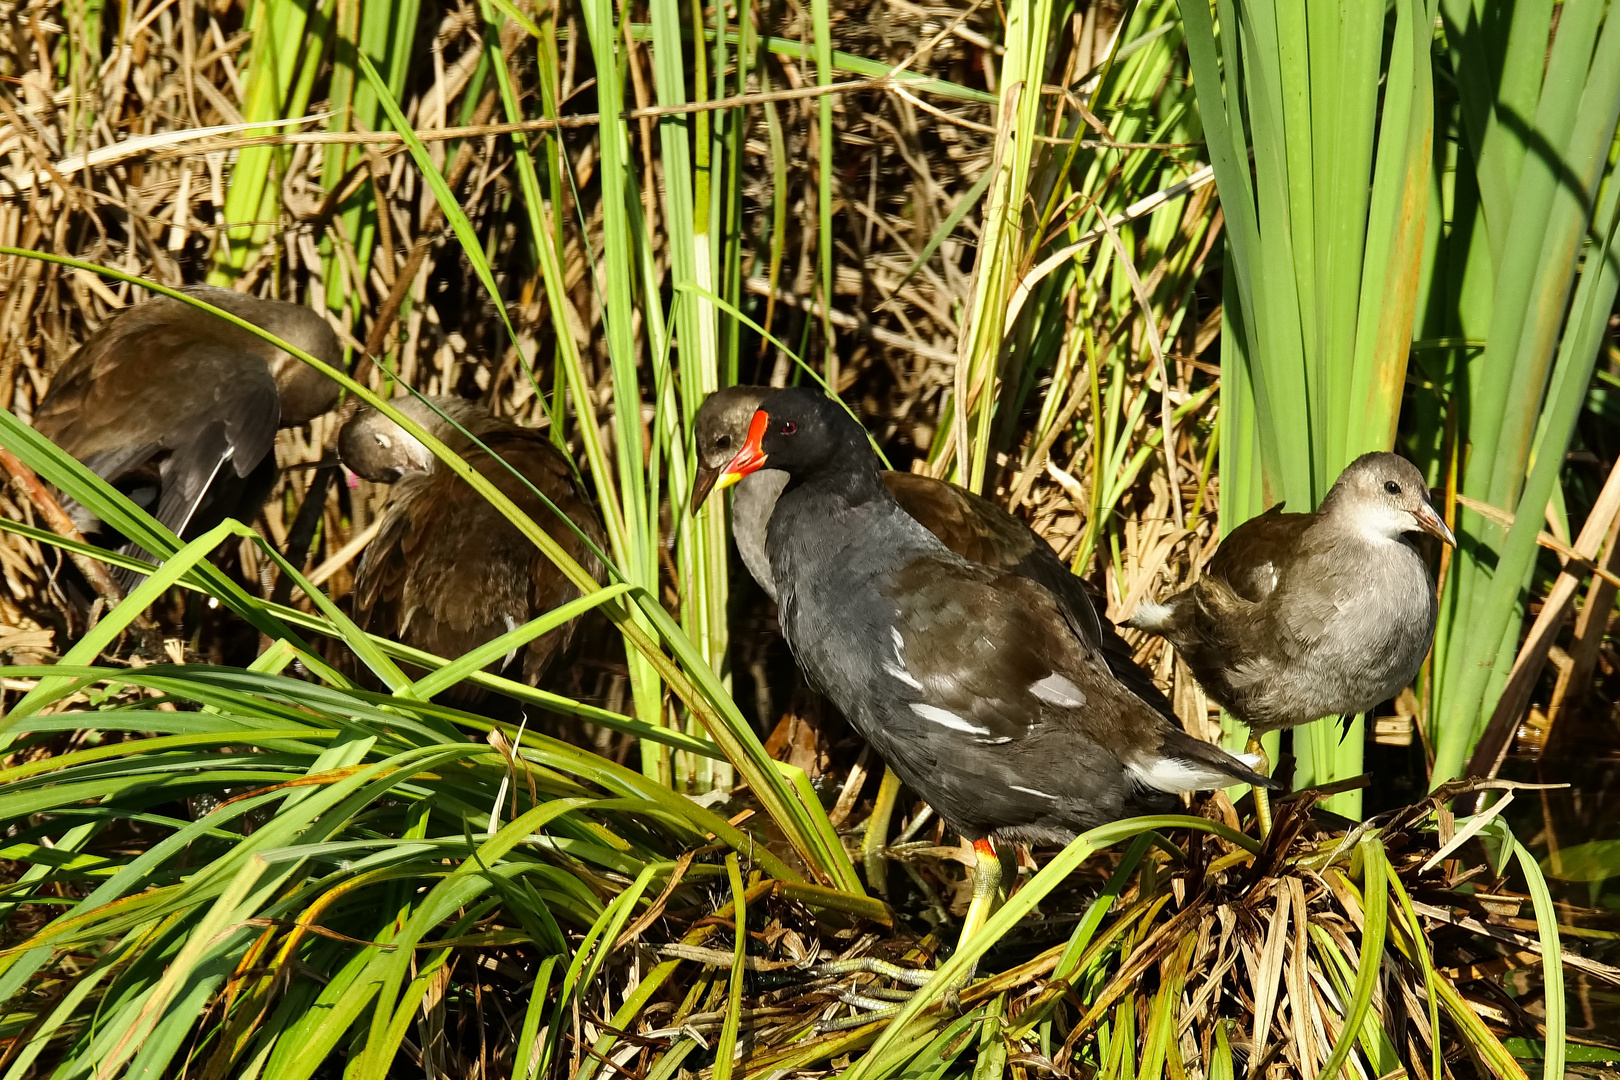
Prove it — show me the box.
[1323,451,1455,546]
[691,386,774,511]
[704,387,877,500]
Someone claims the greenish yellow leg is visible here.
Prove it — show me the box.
[957,838,1003,948]
[1249,736,1273,837]
[862,766,902,897]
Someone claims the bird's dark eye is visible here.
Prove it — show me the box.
[780,420,797,435]
[1384,480,1402,495]
[715,434,731,450]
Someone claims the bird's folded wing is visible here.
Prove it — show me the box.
[881,557,1126,746]
[1205,504,1305,602]
[150,348,281,539]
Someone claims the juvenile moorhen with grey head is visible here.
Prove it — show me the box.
[35,285,341,585]
[692,385,1172,719]
[1127,452,1453,825]
[1128,452,1453,735]
[340,395,607,705]
[707,387,1271,940]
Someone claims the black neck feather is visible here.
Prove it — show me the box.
[781,429,889,507]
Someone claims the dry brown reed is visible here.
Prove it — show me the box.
[0,0,1221,727]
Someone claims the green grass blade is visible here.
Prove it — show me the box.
[402,583,636,700]
[711,853,748,1080]
[845,815,1256,1080]
[1514,839,1566,1080]
[1316,835,1389,1080]
[354,51,523,355]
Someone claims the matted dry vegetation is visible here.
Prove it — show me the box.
[0,0,1223,696]
[2,0,1619,1075]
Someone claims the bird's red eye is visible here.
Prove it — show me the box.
[780,421,797,435]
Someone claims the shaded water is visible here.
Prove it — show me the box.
[1498,697,1620,1050]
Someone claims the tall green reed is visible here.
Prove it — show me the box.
[1180,0,1620,810]
[933,0,1221,556]
[205,0,334,284]
[1421,0,1620,785]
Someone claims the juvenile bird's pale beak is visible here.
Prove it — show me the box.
[1414,499,1456,546]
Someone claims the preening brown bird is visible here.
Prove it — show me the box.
[339,395,607,705]
[34,286,341,583]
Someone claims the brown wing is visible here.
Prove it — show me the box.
[480,428,609,687]
[882,472,1177,716]
[872,558,1268,835]
[352,424,606,703]
[1205,504,1313,603]
[41,290,341,432]
[35,318,282,546]
[351,471,428,658]
[884,472,1104,640]
[883,473,1040,568]
[39,310,245,455]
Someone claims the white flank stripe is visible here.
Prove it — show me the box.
[1029,672,1086,708]
[883,661,922,690]
[1128,757,1233,795]
[885,626,922,688]
[502,614,521,671]
[1010,784,1058,801]
[910,703,989,735]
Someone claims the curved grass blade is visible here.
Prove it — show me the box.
[401,583,635,699]
[3,520,360,725]
[711,853,748,1080]
[845,816,1258,1080]
[355,51,525,368]
[1315,834,1389,1080]
[1514,839,1566,1080]
[0,248,852,891]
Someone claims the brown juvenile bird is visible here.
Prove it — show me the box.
[1127,452,1453,738]
[1128,452,1454,827]
[693,385,1172,718]
[339,395,607,704]
[34,285,340,581]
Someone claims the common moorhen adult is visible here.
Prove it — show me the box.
[692,386,1172,718]
[1127,452,1453,826]
[705,387,1270,940]
[339,395,607,705]
[35,286,341,584]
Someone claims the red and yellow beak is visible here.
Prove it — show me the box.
[691,410,771,514]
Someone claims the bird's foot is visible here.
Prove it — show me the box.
[799,957,955,1032]
[802,956,936,986]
